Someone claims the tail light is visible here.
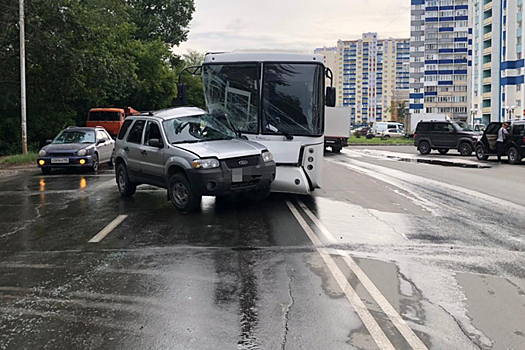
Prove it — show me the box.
[414,133,418,139]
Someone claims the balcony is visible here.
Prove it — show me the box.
[482,106,491,114]
[483,46,492,55]
[483,16,493,26]
[483,77,492,85]
[483,62,492,70]
[484,1,493,11]
[484,32,492,41]
[483,91,492,99]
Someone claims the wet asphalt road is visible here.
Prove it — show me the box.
[1,148,525,350]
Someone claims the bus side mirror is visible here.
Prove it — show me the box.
[177,83,188,106]
[326,87,336,107]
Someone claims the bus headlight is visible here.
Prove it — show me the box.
[39,149,46,157]
[262,151,273,163]
[77,149,87,156]
[192,158,220,169]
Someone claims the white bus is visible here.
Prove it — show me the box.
[179,52,335,195]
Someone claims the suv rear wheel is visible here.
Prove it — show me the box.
[418,141,431,155]
[459,142,473,156]
[476,145,489,161]
[116,163,136,197]
[508,147,522,164]
[438,149,449,155]
[169,173,202,212]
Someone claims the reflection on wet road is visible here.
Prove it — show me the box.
[1,151,525,350]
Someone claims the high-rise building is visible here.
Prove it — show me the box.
[409,0,470,121]
[470,0,525,124]
[314,46,339,90]
[316,33,410,125]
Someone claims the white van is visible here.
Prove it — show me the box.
[371,122,404,137]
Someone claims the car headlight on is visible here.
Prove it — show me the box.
[262,151,274,163]
[77,149,87,156]
[192,158,220,169]
[39,149,46,157]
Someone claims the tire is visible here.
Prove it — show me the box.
[438,149,449,155]
[508,147,522,164]
[418,141,431,155]
[169,173,201,212]
[116,163,136,197]
[243,185,271,201]
[459,142,473,156]
[476,146,489,161]
[365,134,374,139]
[41,167,51,175]
[332,146,342,153]
[91,153,99,172]
[382,135,391,140]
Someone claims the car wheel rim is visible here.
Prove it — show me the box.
[173,182,188,206]
[477,149,483,158]
[421,143,428,152]
[93,157,98,171]
[118,170,126,191]
[460,145,468,154]
[510,151,516,161]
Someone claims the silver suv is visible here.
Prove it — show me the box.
[114,107,276,212]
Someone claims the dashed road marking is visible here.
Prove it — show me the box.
[88,215,128,243]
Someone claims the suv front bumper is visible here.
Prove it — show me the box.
[186,160,276,196]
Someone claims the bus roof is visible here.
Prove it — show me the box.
[204,52,325,64]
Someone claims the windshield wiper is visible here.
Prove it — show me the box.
[268,123,294,140]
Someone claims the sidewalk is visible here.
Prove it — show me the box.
[0,163,38,179]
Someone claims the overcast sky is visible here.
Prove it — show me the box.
[173,0,410,55]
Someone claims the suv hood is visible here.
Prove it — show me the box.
[174,139,265,159]
[43,143,92,152]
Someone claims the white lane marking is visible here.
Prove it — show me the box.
[298,199,429,350]
[88,215,128,243]
[285,201,396,350]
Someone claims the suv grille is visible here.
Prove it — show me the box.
[224,155,260,169]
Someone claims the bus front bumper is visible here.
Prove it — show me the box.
[271,166,311,195]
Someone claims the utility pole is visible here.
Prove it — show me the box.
[20,0,27,155]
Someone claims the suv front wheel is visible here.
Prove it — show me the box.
[169,173,202,212]
[459,142,473,156]
[116,163,136,197]
[418,141,431,155]
[476,145,489,161]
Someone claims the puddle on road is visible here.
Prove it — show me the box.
[392,156,491,169]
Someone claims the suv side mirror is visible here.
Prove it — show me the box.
[177,83,188,106]
[46,139,52,144]
[97,139,106,145]
[148,139,163,148]
[326,87,336,107]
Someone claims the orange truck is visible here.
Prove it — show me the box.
[86,107,140,137]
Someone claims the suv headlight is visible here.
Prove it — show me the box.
[262,151,273,163]
[77,149,87,156]
[39,149,46,157]
[192,158,220,169]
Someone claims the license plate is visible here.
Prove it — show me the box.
[232,168,243,182]
[51,158,69,164]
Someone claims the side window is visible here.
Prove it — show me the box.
[103,130,112,140]
[96,130,106,141]
[433,123,445,132]
[416,123,429,132]
[486,123,501,134]
[443,124,454,133]
[513,124,525,135]
[144,121,163,147]
[118,119,133,140]
[388,129,397,133]
[127,120,146,144]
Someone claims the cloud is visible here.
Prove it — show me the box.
[173,0,410,55]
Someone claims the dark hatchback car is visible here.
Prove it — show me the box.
[37,126,115,174]
[414,120,481,156]
[475,121,525,164]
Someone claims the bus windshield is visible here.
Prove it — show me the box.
[202,63,324,136]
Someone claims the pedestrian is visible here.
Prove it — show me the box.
[497,122,509,163]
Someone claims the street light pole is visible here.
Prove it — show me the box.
[19,0,27,155]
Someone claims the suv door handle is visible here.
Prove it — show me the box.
[124,147,129,152]
[141,150,147,156]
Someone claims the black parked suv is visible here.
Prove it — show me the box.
[414,120,481,156]
[475,121,525,164]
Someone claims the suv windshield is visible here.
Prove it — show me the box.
[53,131,95,144]
[453,121,474,131]
[163,114,237,144]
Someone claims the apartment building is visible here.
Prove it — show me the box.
[470,0,525,124]
[316,33,410,125]
[409,0,470,121]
